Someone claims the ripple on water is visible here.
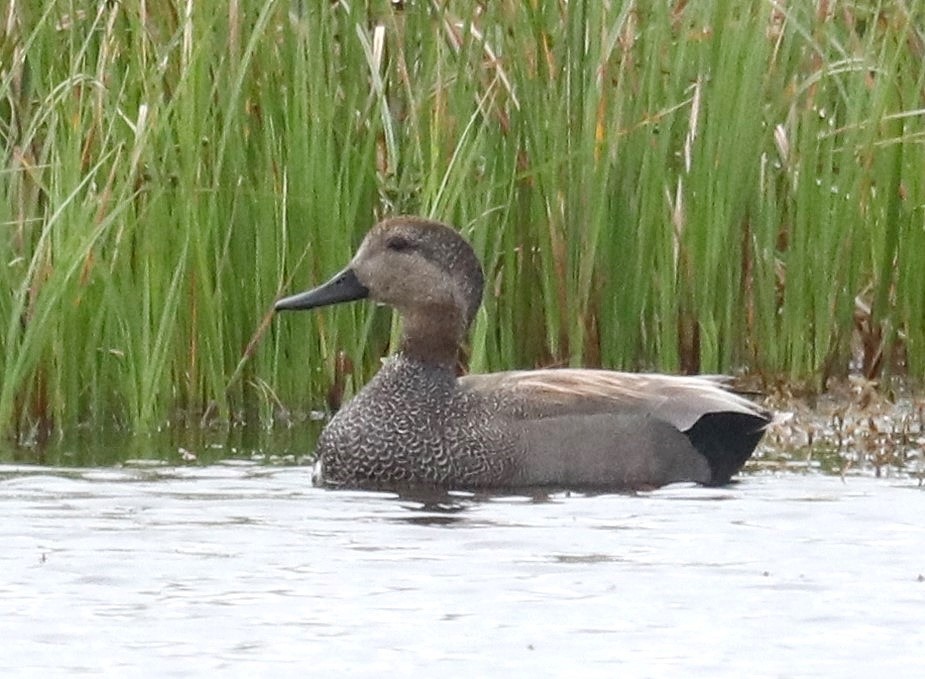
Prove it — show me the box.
[0,465,923,677]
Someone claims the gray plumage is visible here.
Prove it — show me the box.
[275,217,771,491]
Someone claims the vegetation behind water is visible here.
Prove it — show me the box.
[2,1,924,443]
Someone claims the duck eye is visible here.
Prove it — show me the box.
[386,236,413,252]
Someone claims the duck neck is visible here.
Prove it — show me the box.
[397,306,465,370]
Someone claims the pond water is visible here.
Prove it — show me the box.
[2,462,922,677]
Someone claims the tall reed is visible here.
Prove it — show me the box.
[1,0,923,441]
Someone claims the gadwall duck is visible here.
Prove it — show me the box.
[276,217,771,491]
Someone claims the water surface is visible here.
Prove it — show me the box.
[2,465,923,677]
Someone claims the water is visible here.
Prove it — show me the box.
[2,464,923,678]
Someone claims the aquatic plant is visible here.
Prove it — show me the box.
[1,1,923,440]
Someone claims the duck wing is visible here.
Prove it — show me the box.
[459,368,768,432]
[459,369,771,486]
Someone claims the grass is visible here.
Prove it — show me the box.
[1,0,924,443]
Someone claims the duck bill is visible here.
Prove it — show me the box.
[275,267,369,312]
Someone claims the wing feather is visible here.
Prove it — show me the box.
[459,369,768,432]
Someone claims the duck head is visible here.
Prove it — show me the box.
[275,217,485,365]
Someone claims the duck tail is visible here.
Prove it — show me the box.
[684,410,772,485]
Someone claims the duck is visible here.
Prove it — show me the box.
[275,216,771,491]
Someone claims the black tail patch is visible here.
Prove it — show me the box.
[684,411,770,485]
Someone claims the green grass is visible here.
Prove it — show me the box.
[1,0,924,442]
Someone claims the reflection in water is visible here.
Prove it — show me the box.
[396,487,474,511]
[1,464,924,676]
[391,487,571,524]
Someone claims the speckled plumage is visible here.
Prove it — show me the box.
[275,217,772,491]
[314,354,518,488]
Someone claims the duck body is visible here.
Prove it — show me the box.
[276,217,771,492]
[315,354,519,488]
